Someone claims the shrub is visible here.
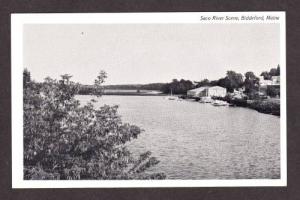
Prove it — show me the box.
[267,86,280,97]
[23,71,165,180]
[248,100,280,116]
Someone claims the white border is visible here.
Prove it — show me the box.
[11,12,286,188]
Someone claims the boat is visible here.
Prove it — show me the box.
[165,89,179,100]
[212,100,229,106]
[165,96,179,100]
[199,97,213,103]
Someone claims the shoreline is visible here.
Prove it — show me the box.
[77,94,280,116]
[211,96,280,116]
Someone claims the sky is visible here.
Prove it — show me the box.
[24,23,280,85]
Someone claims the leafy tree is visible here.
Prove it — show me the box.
[215,71,243,93]
[276,64,280,76]
[244,71,260,98]
[161,79,194,94]
[260,71,272,80]
[269,68,278,76]
[267,86,280,97]
[194,79,210,88]
[23,68,31,85]
[94,70,107,96]
[226,71,244,88]
[260,65,280,80]
[217,77,230,91]
[23,70,165,180]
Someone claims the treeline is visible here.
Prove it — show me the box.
[104,83,166,90]
[78,83,166,95]
[160,65,280,97]
[77,65,280,98]
[260,65,280,80]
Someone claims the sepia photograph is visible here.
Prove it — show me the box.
[11,12,286,187]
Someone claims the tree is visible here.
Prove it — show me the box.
[94,70,107,96]
[269,68,278,76]
[161,79,194,94]
[276,64,280,76]
[216,71,243,93]
[194,79,210,88]
[225,71,244,92]
[23,70,165,180]
[23,68,31,86]
[260,65,280,80]
[244,71,260,98]
[267,86,280,97]
[260,71,271,80]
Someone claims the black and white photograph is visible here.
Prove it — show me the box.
[11,12,286,188]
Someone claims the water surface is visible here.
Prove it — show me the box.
[78,95,280,179]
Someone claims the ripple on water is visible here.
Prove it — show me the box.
[77,95,280,179]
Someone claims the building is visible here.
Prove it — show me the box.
[259,76,273,86]
[259,76,280,96]
[187,86,227,98]
[271,76,280,85]
[259,76,280,87]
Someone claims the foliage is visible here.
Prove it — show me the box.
[161,79,194,94]
[260,64,280,80]
[194,79,211,88]
[94,70,107,96]
[244,71,260,97]
[23,68,31,85]
[260,71,272,80]
[267,85,280,97]
[78,83,166,95]
[23,70,165,180]
[217,71,244,93]
[194,71,243,93]
[248,100,280,116]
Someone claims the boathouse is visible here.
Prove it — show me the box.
[187,86,227,98]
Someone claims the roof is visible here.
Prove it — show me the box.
[188,86,226,92]
[209,86,226,90]
[188,86,209,92]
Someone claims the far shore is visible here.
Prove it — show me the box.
[78,91,280,116]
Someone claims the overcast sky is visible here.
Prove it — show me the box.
[24,23,280,85]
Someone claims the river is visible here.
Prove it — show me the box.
[77,95,280,179]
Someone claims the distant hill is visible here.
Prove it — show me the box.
[104,83,166,90]
[78,83,166,95]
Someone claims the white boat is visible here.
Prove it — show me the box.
[199,97,213,103]
[165,96,179,100]
[212,100,229,106]
[165,89,179,100]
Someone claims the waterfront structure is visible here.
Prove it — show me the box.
[259,76,280,96]
[259,76,273,87]
[230,89,246,99]
[271,76,280,85]
[187,86,227,98]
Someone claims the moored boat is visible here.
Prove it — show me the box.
[212,100,229,106]
[165,89,179,100]
[199,97,213,103]
[165,96,179,100]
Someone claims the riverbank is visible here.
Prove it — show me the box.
[248,99,280,116]
[79,89,165,96]
[211,96,280,116]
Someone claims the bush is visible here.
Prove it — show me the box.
[248,100,280,116]
[267,86,280,97]
[23,71,165,180]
